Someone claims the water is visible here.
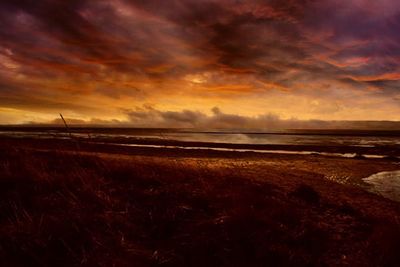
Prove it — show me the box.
[106,143,390,159]
[0,128,399,159]
[1,128,399,147]
[138,132,400,147]
[106,142,362,158]
[363,170,400,202]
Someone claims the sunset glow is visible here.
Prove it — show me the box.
[1,0,399,126]
[1,2,400,265]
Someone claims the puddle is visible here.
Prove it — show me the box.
[363,170,400,202]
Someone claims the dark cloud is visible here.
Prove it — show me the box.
[0,0,399,122]
[125,105,279,128]
[364,79,400,95]
[28,104,400,129]
[124,106,400,129]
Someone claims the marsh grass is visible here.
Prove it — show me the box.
[0,147,399,266]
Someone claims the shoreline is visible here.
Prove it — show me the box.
[1,136,400,266]
[1,135,400,159]
[1,136,399,186]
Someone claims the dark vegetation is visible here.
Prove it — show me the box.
[0,146,400,266]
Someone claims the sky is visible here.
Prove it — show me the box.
[0,0,399,127]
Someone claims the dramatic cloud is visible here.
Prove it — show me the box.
[0,0,399,124]
[42,106,400,130]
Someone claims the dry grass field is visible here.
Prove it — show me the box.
[0,140,400,266]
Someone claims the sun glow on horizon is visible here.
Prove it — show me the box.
[0,0,399,126]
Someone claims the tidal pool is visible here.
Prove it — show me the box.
[363,170,400,202]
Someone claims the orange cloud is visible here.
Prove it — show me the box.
[0,0,399,124]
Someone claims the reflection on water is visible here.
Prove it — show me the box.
[1,129,400,147]
[160,133,400,147]
[363,170,400,202]
[106,142,393,159]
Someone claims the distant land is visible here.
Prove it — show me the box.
[2,119,400,131]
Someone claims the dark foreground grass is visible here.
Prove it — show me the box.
[0,147,400,266]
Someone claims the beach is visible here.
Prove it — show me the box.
[0,135,400,266]
[2,0,400,265]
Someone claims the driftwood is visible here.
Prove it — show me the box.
[60,113,80,150]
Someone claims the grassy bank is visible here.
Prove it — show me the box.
[0,145,400,266]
